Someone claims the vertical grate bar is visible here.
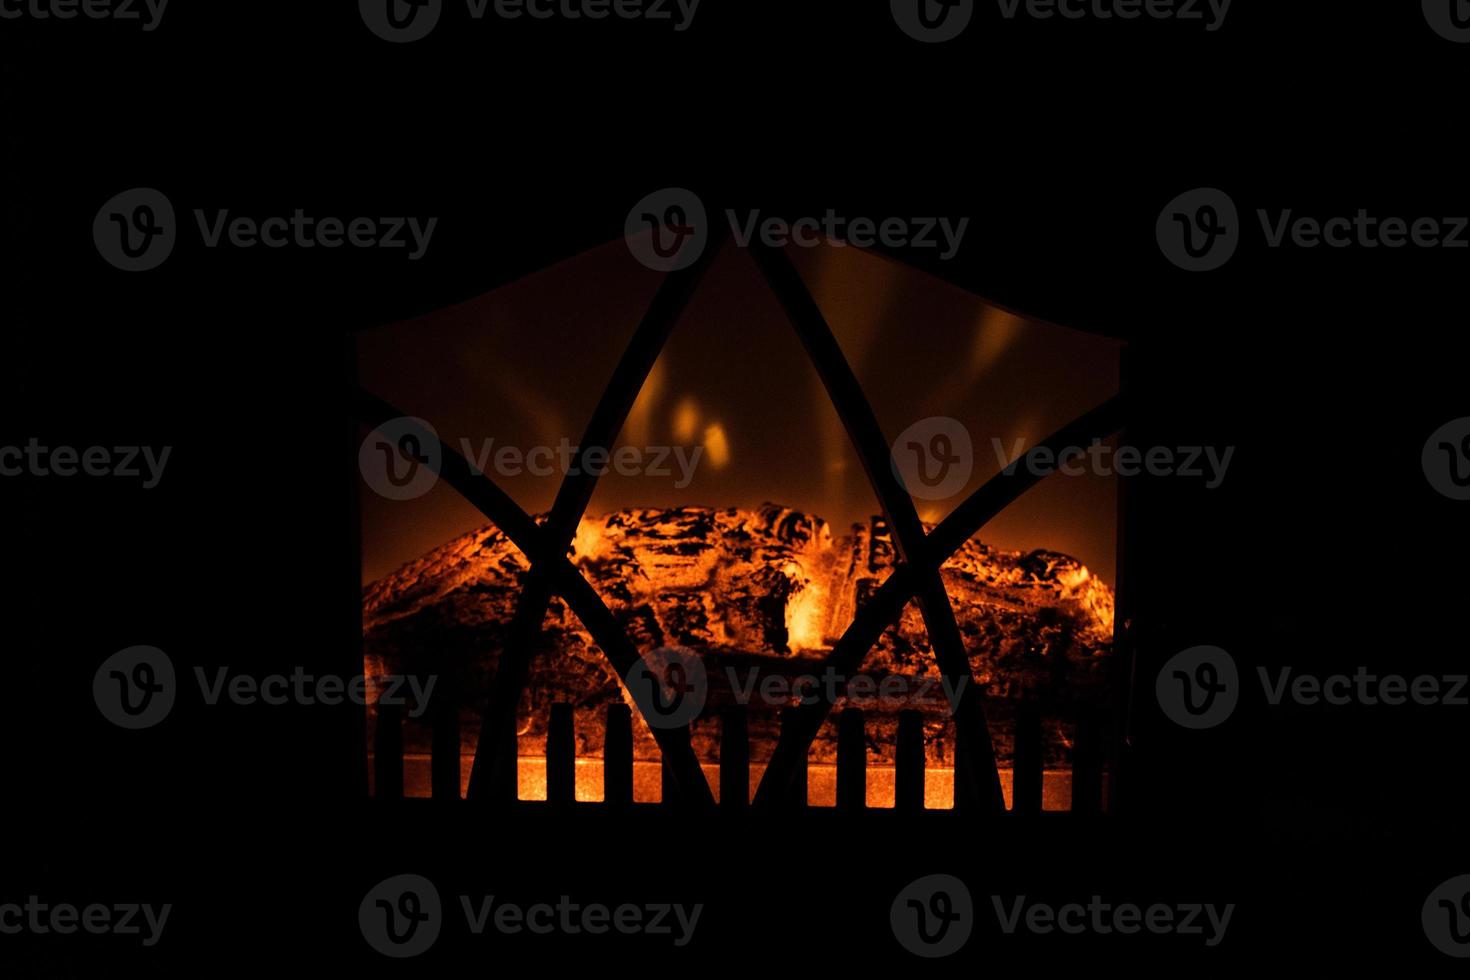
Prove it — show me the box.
[547,703,575,805]
[662,724,693,807]
[374,701,403,801]
[604,702,633,807]
[779,708,808,809]
[1071,707,1104,815]
[720,706,749,810]
[1012,702,1043,815]
[836,708,867,812]
[896,710,925,812]
[430,681,460,801]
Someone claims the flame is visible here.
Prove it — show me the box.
[570,518,607,562]
[702,423,730,468]
[368,506,1114,812]
[784,566,827,651]
[623,359,666,448]
[672,395,700,443]
[1055,563,1115,636]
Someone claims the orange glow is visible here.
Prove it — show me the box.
[1055,562,1115,636]
[622,359,666,448]
[970,307,1026,377]
[377,754,1079,811]
[570,518,606,561]
[784,562,827,651]
[671,395,700,443]
[702,423,730,468]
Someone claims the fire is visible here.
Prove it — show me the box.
[1054,562,1115,636]
[702,423,730,468]
[365,505,1115,809]
[672,395,700,443]
[570,518,606,562]
[784,562,827,651]
[667,395,730,469]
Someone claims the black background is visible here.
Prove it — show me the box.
[3,0,1469,971]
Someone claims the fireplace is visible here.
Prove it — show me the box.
[355,220,1129,815]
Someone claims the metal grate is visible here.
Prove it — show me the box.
[357,227,1126,813]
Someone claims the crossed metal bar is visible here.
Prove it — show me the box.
[746,244,1003,811]
[357,387,719,807]
[464,224,731,802]
[357,230,1125,812]
[750,393,1124,806]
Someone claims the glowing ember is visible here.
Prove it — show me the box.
[364,504,1114,796]
[371,755,1083,811]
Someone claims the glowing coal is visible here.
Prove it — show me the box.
[363,504,1114,798]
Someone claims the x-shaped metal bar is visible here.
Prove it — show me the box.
[463,225,731,802]
[746,242,1003,810]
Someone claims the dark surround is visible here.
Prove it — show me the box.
[5,2,1470,970]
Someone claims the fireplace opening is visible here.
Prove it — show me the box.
[357,231,1124,814]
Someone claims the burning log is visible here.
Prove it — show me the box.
[363,504,1114,793]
